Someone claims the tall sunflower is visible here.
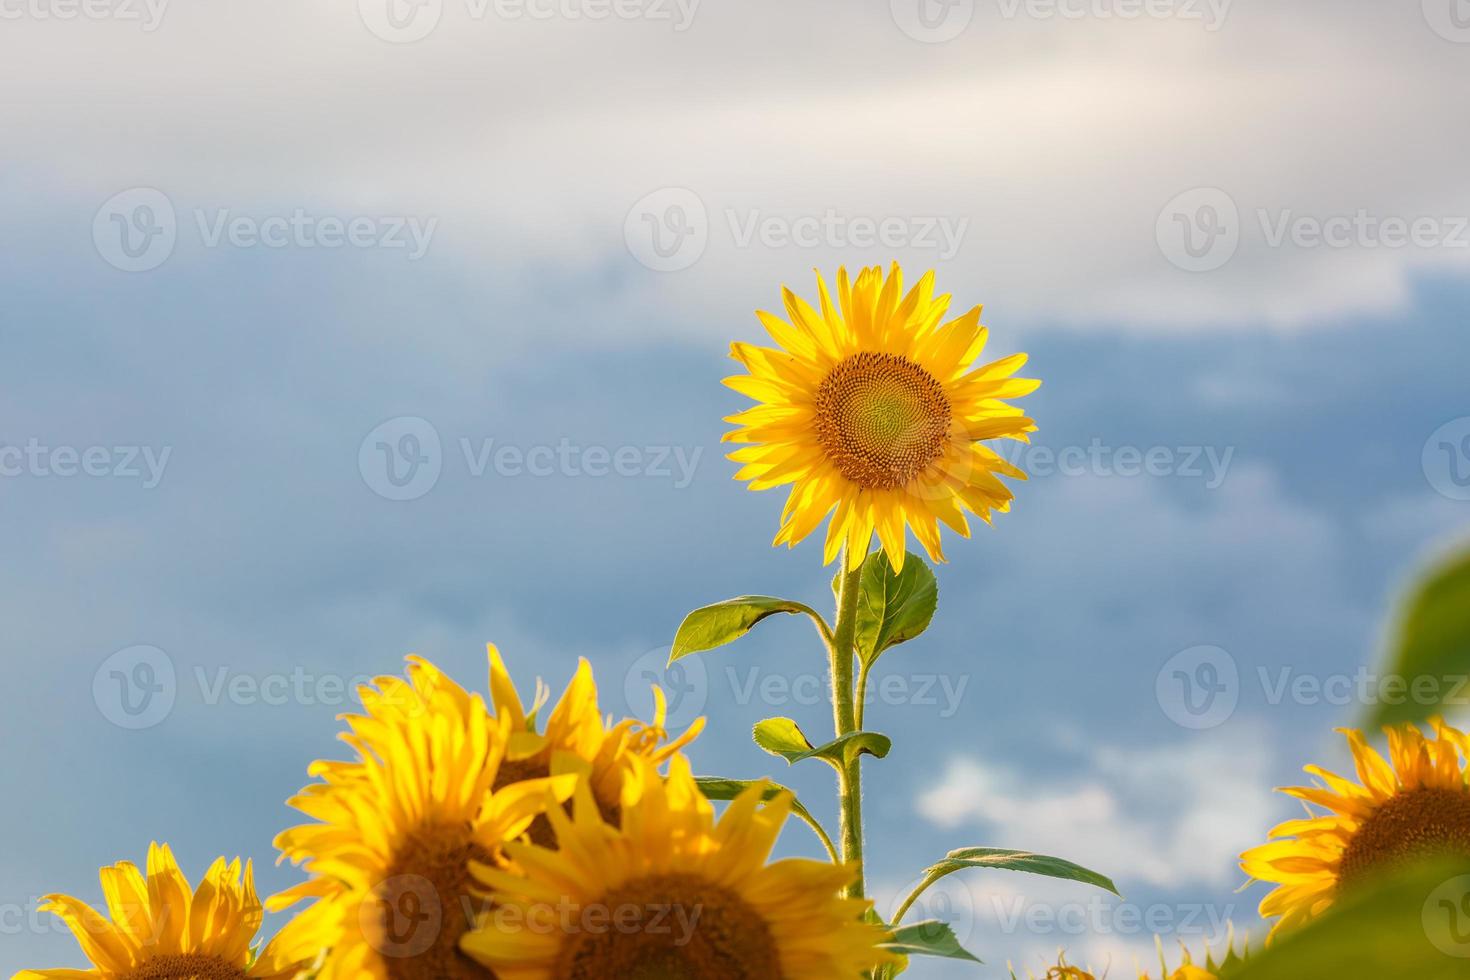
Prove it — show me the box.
[723,263,1038,571]
[460,755,897,979]
[268,655,574,979]
[486,643,703,845]
[1241,720,1470,938]
[17,842,303,980]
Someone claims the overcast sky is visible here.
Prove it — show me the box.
[3,1,1470,976]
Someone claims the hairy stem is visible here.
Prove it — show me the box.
[831,544,867,899]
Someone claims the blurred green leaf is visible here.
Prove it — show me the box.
[1369,547,1470,727]
[1232,859,1470,980]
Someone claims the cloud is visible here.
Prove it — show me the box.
[4,2,1468,335]
[915,723,1278,889]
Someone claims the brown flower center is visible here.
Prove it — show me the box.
[1337,787,1470,891]
[553,874,782,980]
[363,822,499,980]
[813,352,951,490]
[122,954,248,980]
[493,756,621,848]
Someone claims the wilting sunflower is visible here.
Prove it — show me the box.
[723,263,1038,571]
[1241,720,1470,937]
[268,655,574,980]
[17,842,303,980]
[460,754,897,979]
[486,643,703,845]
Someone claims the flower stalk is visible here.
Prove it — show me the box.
[831,543,868,900]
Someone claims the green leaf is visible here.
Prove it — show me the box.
[854,550,938,667]
[751,719,891,770]
[751,717,813,759]
[880,920,981,963]
[670,596,815,663]
[692,776,829,850]
[926,848,1120,896]
[1232,858,1470,980]
[1369,547,1470,727]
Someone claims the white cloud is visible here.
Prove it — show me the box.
[4,1,1468,334]
[915,723,1278,889]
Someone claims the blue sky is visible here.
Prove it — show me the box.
[4,2,1470,977]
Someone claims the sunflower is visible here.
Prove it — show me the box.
[460,754,897,979]
[17,842,303,980]
[486,643,703,845]
[723,263,1038,571]
[1015,937,1242,980]
[1241,720,1470,938]
[268,655,575,980]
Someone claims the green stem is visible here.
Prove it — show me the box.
[830,543,867,899]
[854,662,871,731]
[889,867,946,927]
[793,806,842,866]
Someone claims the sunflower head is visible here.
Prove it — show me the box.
[17,842,303,980]
[724,263,1038,571]
[269,654,574,980]
[1241,720,1470,939]
[461,754,897,979]
[486,643,703,844]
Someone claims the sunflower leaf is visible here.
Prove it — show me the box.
[693,776,831,853]
[1367,546,1470,727]
[880,920,982,964]
[854,550,938,668]
[925,848,1120,896]
[670,596,826,663]
[753,720,892,770]
[751,717,814,760]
